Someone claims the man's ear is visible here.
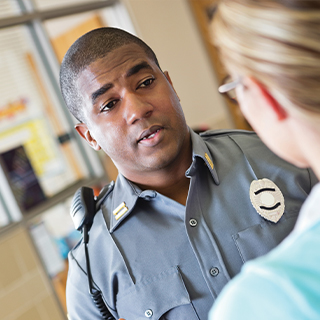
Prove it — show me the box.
[164,71,180,101]
[164,71,173,85]
[74,123,101,151]
[247,77,287,121]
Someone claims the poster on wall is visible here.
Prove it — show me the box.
[0,118,78,198]
[0,145,46,212]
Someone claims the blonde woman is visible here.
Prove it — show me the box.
[209,0,320,319]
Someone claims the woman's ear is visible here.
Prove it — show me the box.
[74,123,101,151]
[246,77,287,121]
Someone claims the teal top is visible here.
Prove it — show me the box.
[209,183,320,320]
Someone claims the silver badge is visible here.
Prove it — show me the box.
[250,178,285,223]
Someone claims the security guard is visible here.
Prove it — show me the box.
[60,28,317,320]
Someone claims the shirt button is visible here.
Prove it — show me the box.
[189,218,198,227]
[145,309,153,318]
[210,267,219,277]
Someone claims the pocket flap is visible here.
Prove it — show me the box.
[233,216,297,262]
[116,266,192,320]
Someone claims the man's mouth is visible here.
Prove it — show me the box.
[141,129,160,140]
[138,126,163,143]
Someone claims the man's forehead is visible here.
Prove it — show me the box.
[79,46,155,83]
[76,45,157,103]
[90,44,150,70]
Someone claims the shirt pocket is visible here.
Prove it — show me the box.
[232,215,298,263]
[116,266,199,320]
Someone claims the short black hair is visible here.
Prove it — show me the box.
[59,27,161,123]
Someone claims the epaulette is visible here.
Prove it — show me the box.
[200,129,255,138]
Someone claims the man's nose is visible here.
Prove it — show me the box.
[123,93,153,125]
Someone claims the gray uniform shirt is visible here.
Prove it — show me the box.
[67,129,317,320]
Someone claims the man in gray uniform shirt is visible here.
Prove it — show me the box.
[60,28,317,320]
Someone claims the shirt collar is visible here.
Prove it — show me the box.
[188,129,220,185]
[107,174,158,232]
[106,174,139,233]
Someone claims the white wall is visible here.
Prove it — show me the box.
[123,0,232,130]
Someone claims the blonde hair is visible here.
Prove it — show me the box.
[212,0,320,118]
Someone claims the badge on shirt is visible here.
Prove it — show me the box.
[249,178,285,223]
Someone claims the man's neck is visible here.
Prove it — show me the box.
[123,130,193,205]
[157,176,190,206]
[136,174,190,206]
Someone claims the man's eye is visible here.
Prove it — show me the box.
[139,78,154,88]
[100,100,117,112]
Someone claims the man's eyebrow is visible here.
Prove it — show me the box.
[90,62,152,105]
[126,61,153,78]
[91,83,113,105]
